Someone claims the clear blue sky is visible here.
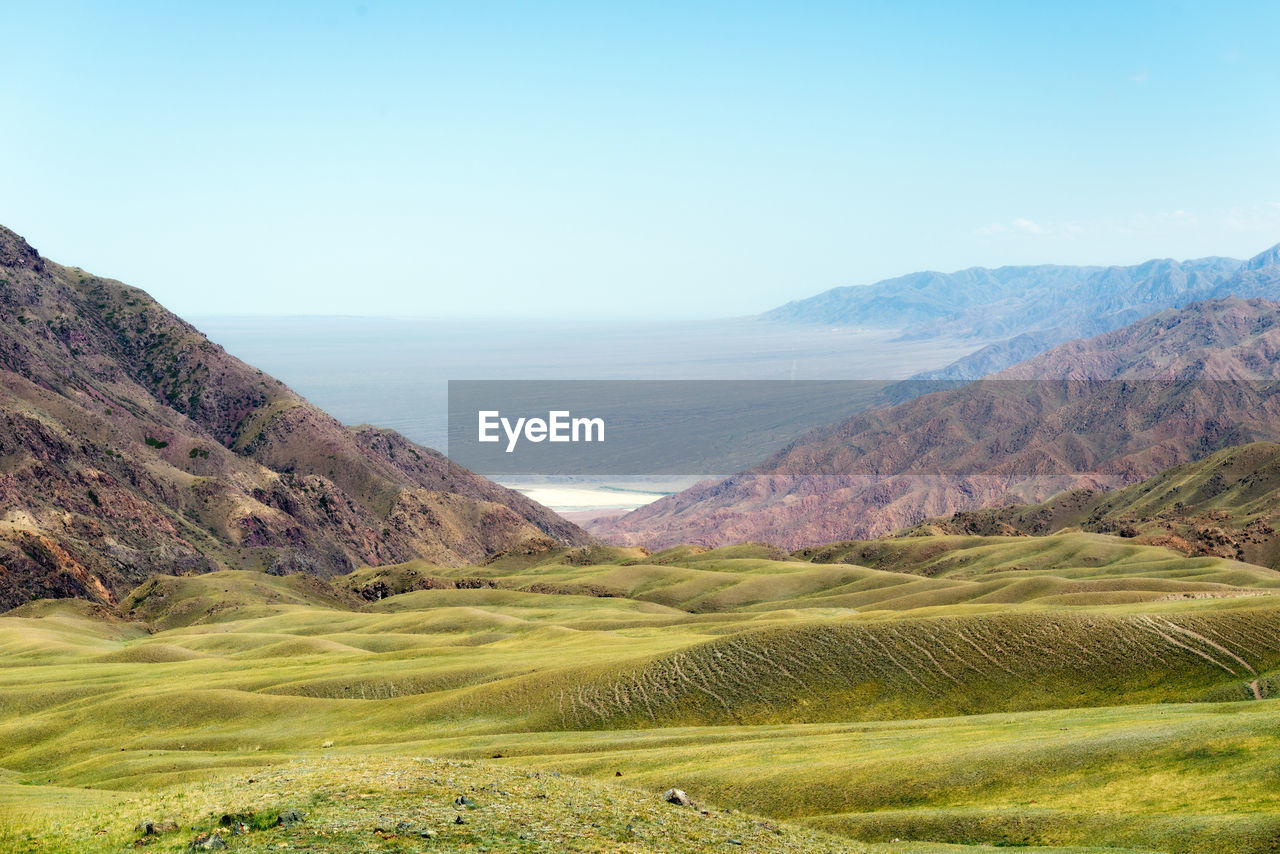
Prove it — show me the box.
[4,1,1279,319]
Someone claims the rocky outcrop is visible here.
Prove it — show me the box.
[0,225,590,610]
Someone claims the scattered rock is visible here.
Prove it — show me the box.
[454,815,466,825]
[321,740,334,749]
[189,833,227,850]
[374,820,416,836]
[663,788,695,808]
[454,577,499,590]
[455,795,478,808]
[276,809,305,828]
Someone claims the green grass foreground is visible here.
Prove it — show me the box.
[4,535,1280,852]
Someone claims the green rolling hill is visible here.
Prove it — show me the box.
[913,441,1280,568]
[6,525,1280,853]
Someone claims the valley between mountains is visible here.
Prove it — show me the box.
[7,226,1280,853]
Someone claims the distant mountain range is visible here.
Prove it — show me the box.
[763,243,1280,379]
[0,225,588,610]
[594,295,1280,549]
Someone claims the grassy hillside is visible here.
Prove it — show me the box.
[0,755,874,854]
[914,442,1280,569]
[5,533,1280,852]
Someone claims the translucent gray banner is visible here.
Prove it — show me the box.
[447,378,1280,476]
[448,380,903,475]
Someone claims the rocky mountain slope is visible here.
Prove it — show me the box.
[0,225,589,609]
[594,296,1280,549]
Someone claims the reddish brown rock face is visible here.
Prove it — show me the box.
[595,297,1280,551]
[0,225,590,610]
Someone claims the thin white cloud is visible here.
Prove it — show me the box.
[1130,70,1149,84]
[1158,209,1197,225]
[977,217,1046,236]
[977,210,1199,241]
[1225,203,1280,232]
[974,206,1279,257]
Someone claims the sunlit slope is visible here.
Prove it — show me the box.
[10,596,1280,786]
[350,537,1280,613]
[803,533,1280,595]
[120,570,363,629]
[7,704,1278,854]
[7,535,1280,852]
[5,701,1274,854]
[532,701,1280,854]
[916,441,1280,569]
[9,709,1280,854]
[527,606,1280,729]
[4,536,1280,782]
[0,599,147,660]
[0,756,865,854]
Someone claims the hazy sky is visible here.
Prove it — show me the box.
[5,1,1279,319]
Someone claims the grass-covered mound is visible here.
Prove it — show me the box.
[0,756,863,853]
[7,530,1280,852]
[913,441,1280,569]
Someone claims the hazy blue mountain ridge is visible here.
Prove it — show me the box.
[764,245,1280,381]
[765,254,1251,336]
[763,265,1104,328]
